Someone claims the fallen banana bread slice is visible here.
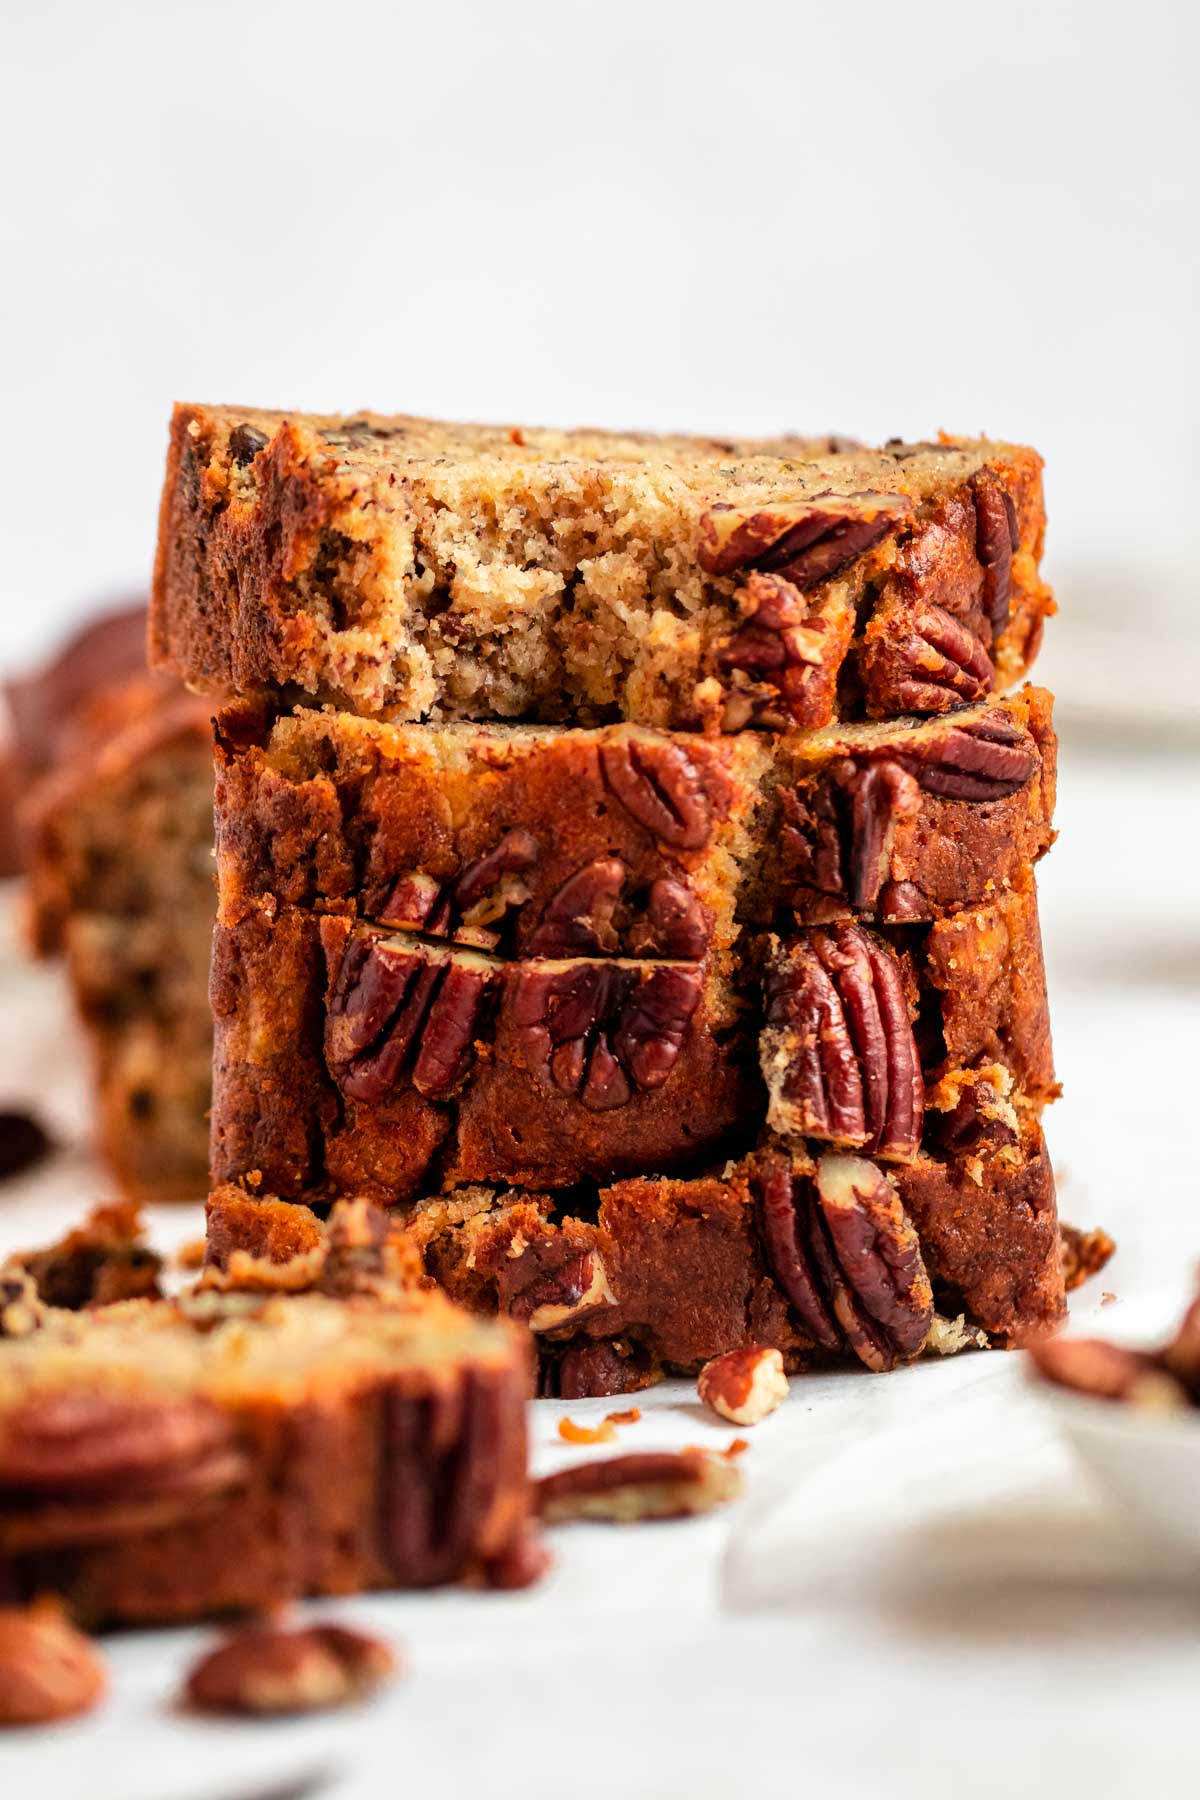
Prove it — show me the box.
[204,1112,1064,1398]
[153,406,1051,731]
[213,687,1055,959]
[26,682,217,1202]
[0,1284,532,1624]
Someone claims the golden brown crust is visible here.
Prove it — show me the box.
[152,405,1051,730]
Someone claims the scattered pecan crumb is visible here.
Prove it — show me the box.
[1101,1291,1117,1306]
[185,1621,398,1716]
[604,1407,642,1425]
[537,1449,743,1524]
[0,1601,107,1726]
[558,1415,617,1445]
[698,1347,789,1425]
[723,1437,750,1459]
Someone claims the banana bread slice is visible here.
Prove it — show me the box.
[26,684,216,1202]
[152,406,1051,730]
[0,1285,531,1623]
[212,688,1055,958]
[209,868,1054,1205]
[204,1112,1064,1397]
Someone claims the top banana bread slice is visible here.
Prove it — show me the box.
[152,406,1051,731]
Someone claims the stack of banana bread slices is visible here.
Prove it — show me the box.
[153,405,1065,1398]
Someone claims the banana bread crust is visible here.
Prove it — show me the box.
[152,406,1051,731]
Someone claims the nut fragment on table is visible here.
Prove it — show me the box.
[536,1449,743,1523]
[1028,1338,1188,1410]
[697,1347,789,1425]
[185,1621,398,1715]
[0,1601,107,1726]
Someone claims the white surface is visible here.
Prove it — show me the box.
[2,0,1199,669]
[2,739,1200,1798]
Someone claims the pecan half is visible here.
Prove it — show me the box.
[872,602,994,713]
[511,961,702,1111]
[0,1393,247,1502]
[894,709,1036,800]
[599,738,712,850]
[186,1622,398,1715]
[0,1603,107,1726]
[326,936,498,1103]
[536,1449,742,1523]
[784,758,921,914]
[756,1154,933,1370]
[971,473,1020,638]
[526,858,626,956]
[762,925,924,1160]
[698,491,908,585]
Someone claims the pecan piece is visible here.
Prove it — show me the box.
[454,828,540,923]
[536,1450,742,1523]
[539,1339,661,1400]
[626,877,711,960]
[511,961,702,1111]
[378,871,452,934]
[1059,1223,1117,1295]
[784,758,921,914]
[599,738,712,850]
[0,1603,106,1726]
[872,602,994,713]
[0,1393,247,1501]
[811,1154,933,1370]
[715,573,855,726]
[698,491,908,585]
[971,473,1021,638]
[698,1348,789,1425]
[0,1110,52,1182]
[228,422,269,466]
[508,1244,615,1333]
[895,709,1036,800]
[0,1271,45,1339]
[326,936,498,1102]
[186,1622,398,1715]
[756,1154,933,1370]
[1028,1338,1187,1409]
[762,925,924,1160]
[526,857,626,956]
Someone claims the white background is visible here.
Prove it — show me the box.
[2,0,1198,668]
[2,7,1200,1797]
